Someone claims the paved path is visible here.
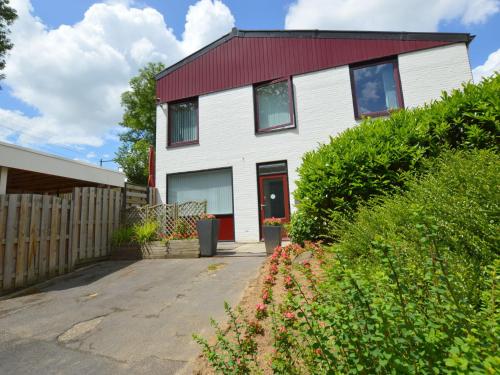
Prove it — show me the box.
[0,244,265,374]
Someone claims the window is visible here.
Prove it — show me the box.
[168,98,198,147]
[350,59,403,118]
[167,168,233,215]
[254,78,294,132]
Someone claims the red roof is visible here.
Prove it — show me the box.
[156,29,472,103]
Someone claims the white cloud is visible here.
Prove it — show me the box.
[181,0,235,54]
[285,0,499,31]
[86,151,97,159]
[473,48,500,82]
[1,0,235,147]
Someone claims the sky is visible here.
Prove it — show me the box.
[0,0,499,171]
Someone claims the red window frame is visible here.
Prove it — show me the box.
[253,77,295,134]
[167,97,199,148]
[349,57,404,120]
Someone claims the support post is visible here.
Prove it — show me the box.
[0,166,8,195]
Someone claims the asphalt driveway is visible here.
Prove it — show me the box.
[0,244,265,374]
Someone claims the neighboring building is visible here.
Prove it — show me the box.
[0,141,125,194]
[155,29,473,242]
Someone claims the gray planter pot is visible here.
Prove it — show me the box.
[263,225,282,255]
[197,219,220,257]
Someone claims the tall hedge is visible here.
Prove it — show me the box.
[290,74,500,243]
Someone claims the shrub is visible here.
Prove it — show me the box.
[309,150,499,373]
[132,220,158,245]
[291,74,500,243]
[110,226,134,247]
[196,151,499,374]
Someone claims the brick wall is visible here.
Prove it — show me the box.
[156,43,472,242]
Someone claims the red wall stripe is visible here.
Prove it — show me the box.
[157,37,453,103]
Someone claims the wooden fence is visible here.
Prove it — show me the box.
[0,187,121,294]
[123,183,158,209]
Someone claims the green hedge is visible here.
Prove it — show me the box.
[311,150,499,373]
[290,74,499,243]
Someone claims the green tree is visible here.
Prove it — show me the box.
[115,62,165,184]
[0,0,17,84]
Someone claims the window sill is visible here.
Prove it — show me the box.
[255,123,296,135]
[167,140,199,149]
[355,109,401,120]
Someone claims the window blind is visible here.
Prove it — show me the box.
[168,169,233,215]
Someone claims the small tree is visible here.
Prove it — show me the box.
[115,62,165,184]
[0,0,17,85]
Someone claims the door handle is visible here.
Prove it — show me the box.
[260,204,266,208]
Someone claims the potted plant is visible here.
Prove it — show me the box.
[262,217,282,255]
[197,213,219,257]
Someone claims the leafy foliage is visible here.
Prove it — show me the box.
[110,226,135,247]
[115,62,165,184]
[290,74,500,243]
[132,220,159,245]
[193,303,261,374]
[0,0,17,84]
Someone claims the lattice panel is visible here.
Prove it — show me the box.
[122,201,207,236]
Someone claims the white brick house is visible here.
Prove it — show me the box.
[155,29,473,242]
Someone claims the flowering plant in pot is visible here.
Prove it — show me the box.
[262,217,282,255]
[197,213,220,257]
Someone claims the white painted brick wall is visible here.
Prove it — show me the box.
[399,43,473,108]
[156,43,472,242]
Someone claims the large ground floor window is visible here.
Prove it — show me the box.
[167,168,234,240]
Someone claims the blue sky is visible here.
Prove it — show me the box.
[1,0,499,171]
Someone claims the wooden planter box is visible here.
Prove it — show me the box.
[166,239,200,259]
[110,239,200,260]
[141,241,169,259]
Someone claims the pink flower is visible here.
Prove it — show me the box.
[302,260,311,267]
[284,275,293,289]
[279,326,287,334]
[269,263,279,275]
[264,274,276,285]
[315,348,323,356]
[262,289,271,303]
[283,311,295,320]
[256,303,268,320]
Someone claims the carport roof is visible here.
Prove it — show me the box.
[0,141,125,189]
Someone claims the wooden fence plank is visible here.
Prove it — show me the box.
[15,195,30,288]
[101,189,108,256]
[3,195,18,290]
[69,188,80,270]
[107,190,115,254]
[0,195,6,287]
[114,190,120,231]
[94,189,102,258]
[87,187,95,260]
[27,195,41,284]
[58,199,68,275]
[79,187,89,261]
[48,196,59,277]
[39,195,51,279]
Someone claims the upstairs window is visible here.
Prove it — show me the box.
[350,59,403,119]
[254,78,294,133]
[168,98,198,147]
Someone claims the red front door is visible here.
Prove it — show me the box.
[258,173,290,237]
